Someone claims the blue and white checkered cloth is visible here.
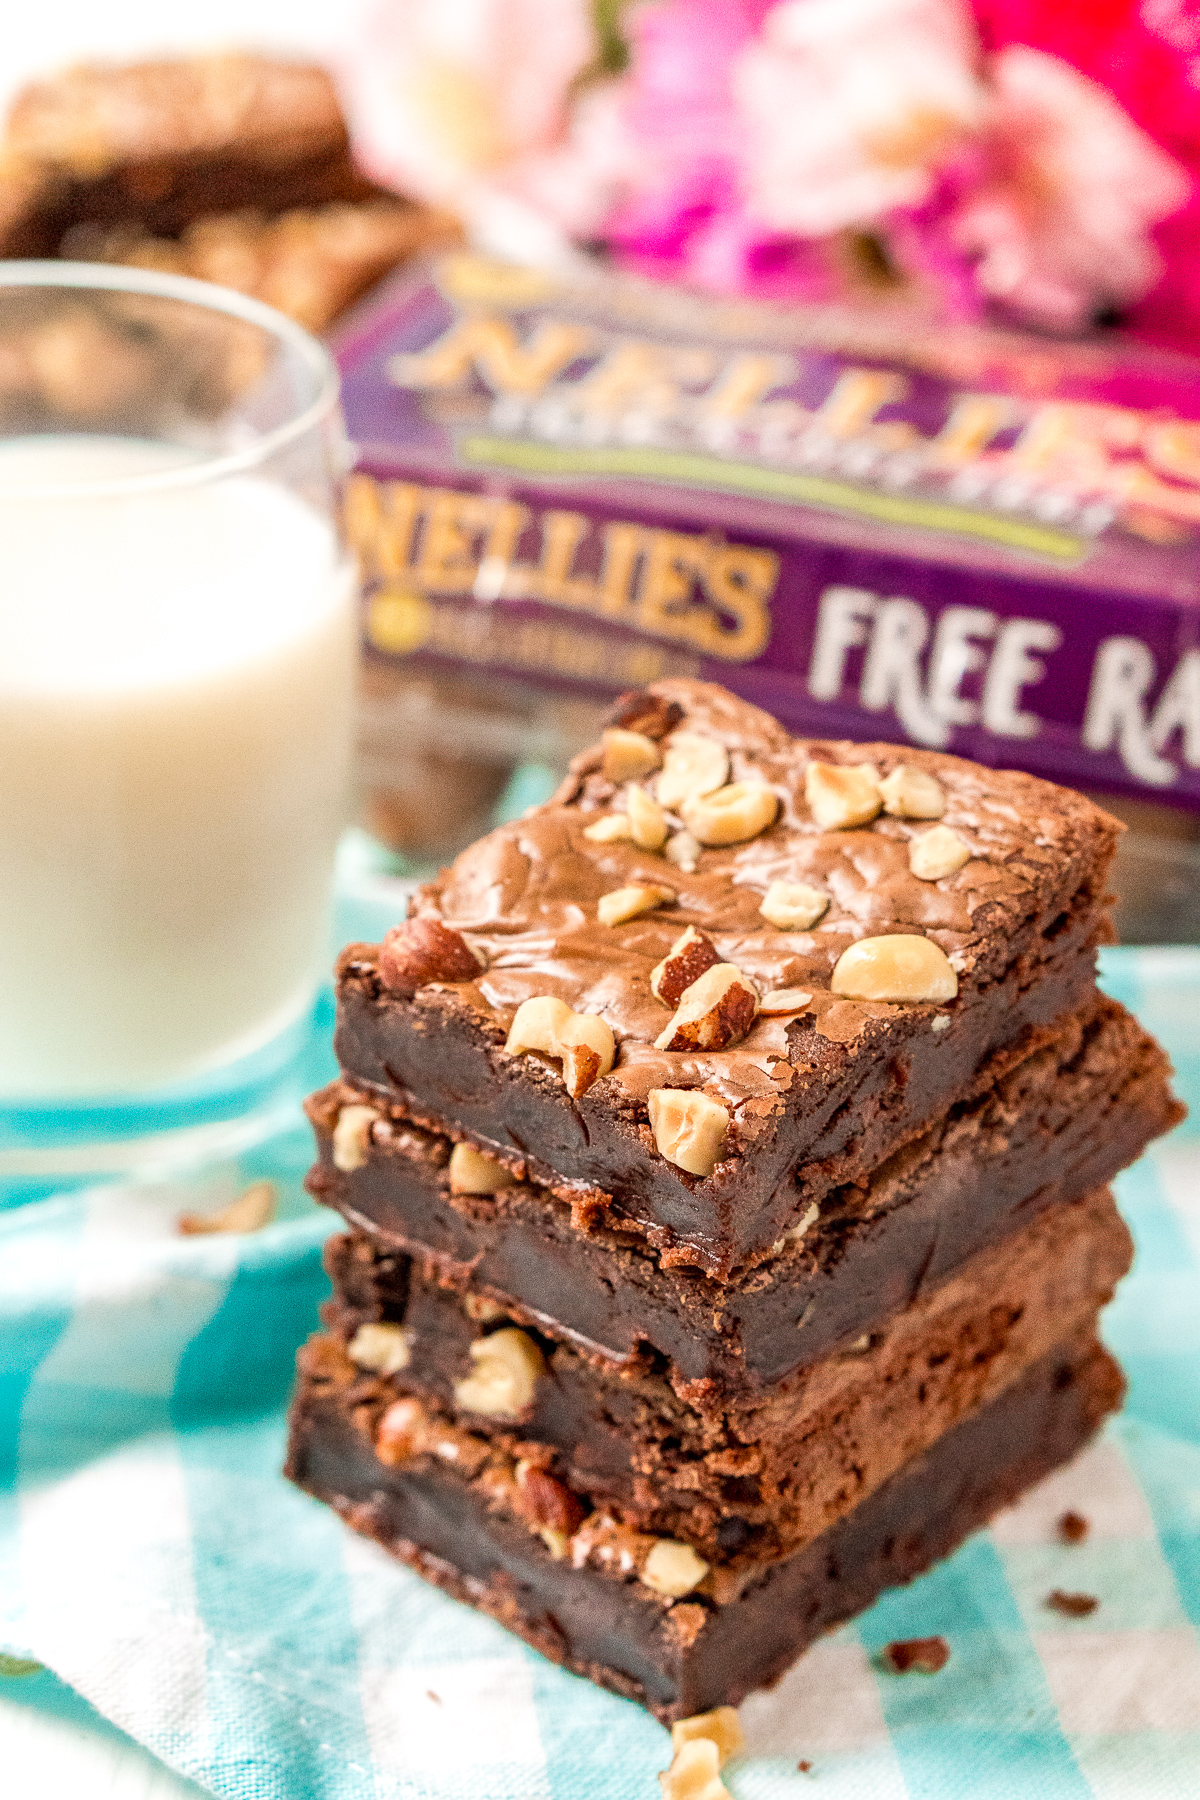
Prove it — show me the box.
[2,943,1199,1799]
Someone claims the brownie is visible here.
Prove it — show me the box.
[60,198,461,336]
[334,679,1122,1276]
[309,994,1178,1400]
[0,58,378,258]
[319,1188,1131,1566]
[286,1327,1124,1722]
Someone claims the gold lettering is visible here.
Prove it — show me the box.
[343,476,420,579]
[1144,421,1200,490]
[931,394,1019,463]
[597,522,645,619]
[704,545,777,660]
[416,491,497,592]
[817,368,908,437]
[574,342,711,419]
[388,315,594,398]
[637,531,712,642]
[702,353,790,420]
[1008,403,1141,484]
[538,512,596,606]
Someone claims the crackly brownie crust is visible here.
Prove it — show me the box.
[321,1187,1131,1566]
[310,995,1178,1399]
[334,680,1121,1275]
[286,1328,1123,1722]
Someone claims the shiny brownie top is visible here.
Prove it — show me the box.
[350,680,1118,1126]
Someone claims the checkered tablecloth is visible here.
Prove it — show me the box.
[2,945,1199,1799]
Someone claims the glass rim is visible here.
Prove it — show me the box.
[0,260,342,498]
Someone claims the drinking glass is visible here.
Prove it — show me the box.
[0,263,357,1189]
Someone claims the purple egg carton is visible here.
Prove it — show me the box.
[335,251,1200,808]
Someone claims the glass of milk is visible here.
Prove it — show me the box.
[0,263,357,1184]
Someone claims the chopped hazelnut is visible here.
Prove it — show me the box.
[347,1321,411,1376]
[601,727,661,782]
[681,781,778,846]
[759,987,813,1015]
[655,963,759,1052]
[375,1396,425,1465]
[448,1141,517,1195]
[332,1103,380,1172]
[672,1707,745,1767]
[831,934,958,1003]
[665,829,702,872]
[453,1327,545,1418]
[1045,1589,1099,1617]
[505,995,616,1097]
[659,1739,730,1800]
[378,917,484,996]
[642,1537,710,1597]
[880,764,946,819]
[805,761,882,830]
[597,883,675,927]
[648,1089,731,1177]
[464,1294,508,1323]
[759,880,829,930]
[650,925,722,1008]
[514,1459,586,1538]
[177,1179,277,1235]
[656,733,730,810]
[909,824,972,880]
[582,813,634,844]
[627,784,670,850]
[882,1635,950,1674]
[609,690,684,740]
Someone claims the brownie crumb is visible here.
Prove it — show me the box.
[798,1759,813,1772]
[1057,1510,1090,1544]
[882,1635,950,1674]
[426,1689,442,1704]
[1046,1590,1098,1617]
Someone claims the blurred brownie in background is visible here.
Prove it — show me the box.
[0,55,460,331]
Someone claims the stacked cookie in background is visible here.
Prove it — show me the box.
[286,679,1182,1723]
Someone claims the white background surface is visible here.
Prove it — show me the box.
[2,9,361,1792]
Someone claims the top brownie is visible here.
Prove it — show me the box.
[335,680,1119,1277]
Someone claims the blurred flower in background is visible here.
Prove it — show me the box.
[339,0,1200,345]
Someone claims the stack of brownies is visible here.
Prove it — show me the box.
[287,678,1181,1721]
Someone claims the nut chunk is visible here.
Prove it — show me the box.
[627,784,669,850]
[832,934,958,1003]
[805,761,882,830]
[505,995,616,1098]
[332,1103,379,1172]
[672,1708,745,1766]
[655,964,759,1052]
[448,1142,517,1194]
[348,1321,411,1375]
[651,925,721,1008]
[379,917,483,996]
[453,1327,545,1417]
[648,1089,731,1177]
[597,883,674,926]
[642,1538,710,1597]
[601,727,661,782]
[880,763,945,819]
[656,732,729,809]
[660,1740,730,1800]
[909,824,971,880]
[682,781,778,846]
[759,880,829,930]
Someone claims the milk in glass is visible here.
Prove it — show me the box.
[0,436,357,1095]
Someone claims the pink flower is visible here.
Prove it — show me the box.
[950,45,1190,332]
[735,0,986,237]
[336,0,597,210]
